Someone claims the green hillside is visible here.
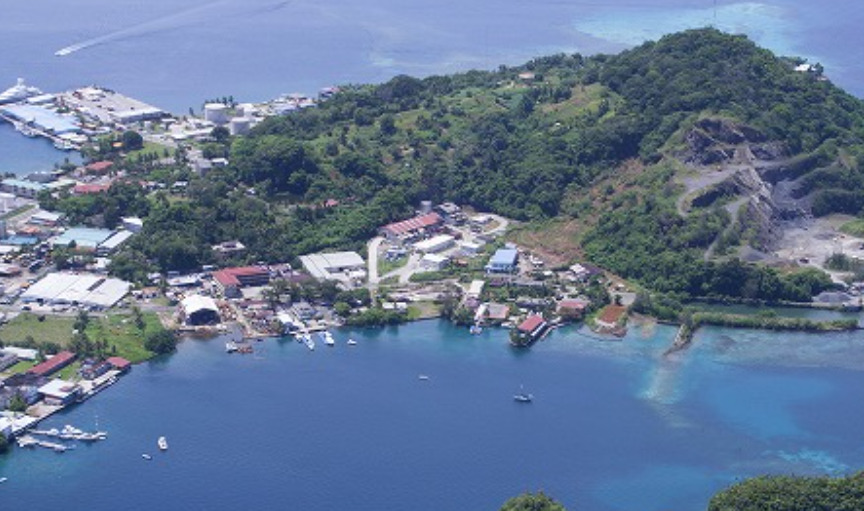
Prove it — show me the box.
[50,29,864,302]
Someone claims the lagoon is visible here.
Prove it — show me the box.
[2,320,863,510]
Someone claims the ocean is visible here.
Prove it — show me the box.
[2,320,864,511]
[1,0,863,174]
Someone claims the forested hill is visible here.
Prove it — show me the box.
[86,29,864,301]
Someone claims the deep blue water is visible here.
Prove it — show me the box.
[2,0,864,174]
[2,320,864,511]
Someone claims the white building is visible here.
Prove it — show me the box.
[229,117,252,136]
[20,273,131,309]
[419,253,449,271]
[414,234,455,254]
[300,251,366,283]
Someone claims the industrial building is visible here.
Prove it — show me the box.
[38,379,81,406]
[97,230,134,255]
[300,252,366,283]
[419,253,449,271]
[379,212,442,241]
[213,266,270,298]
[21,273,131,309]
[0,103,80,134]
[52,227,114,250]
[204,103,228,124]
[181,295,220,325]
[29,351,77,378]
[486,248,519,273]
[414,234,455,254]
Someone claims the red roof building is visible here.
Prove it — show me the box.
[517,315,546,334]
[73,183,112,195]
[213,266,270,298]
[85,161,114,174]
[380,212,442,239]
[557,299,590,318]
[106,356,132,372]
[29,351,77,377]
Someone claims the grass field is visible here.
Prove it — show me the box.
[0,311,165,364]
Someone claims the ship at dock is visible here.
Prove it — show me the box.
[0,78,42,104]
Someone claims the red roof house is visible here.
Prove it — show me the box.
[106,356,132,372]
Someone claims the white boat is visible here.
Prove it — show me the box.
[0,477,7,484]
[0,78,42,104]
[418,374,430,381]
[158,436,168,451]
[346,338,357,346]
[142,454,152,460]
[225,341,238,353]
[513,385,533,403]
[302,334,315,351]
[323,331,335,347]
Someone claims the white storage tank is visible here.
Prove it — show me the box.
[203,103,228,125]
[229,117,252,136]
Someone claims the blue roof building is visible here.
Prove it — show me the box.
[486,248,518,273]
[53,227,114,250]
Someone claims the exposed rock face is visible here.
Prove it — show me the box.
[679,118,787,166]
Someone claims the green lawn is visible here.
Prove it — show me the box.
[0,359,37,377]
[379,255,408,275]
[0,311,166,364]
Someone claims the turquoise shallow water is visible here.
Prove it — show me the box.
[2,319,863,510]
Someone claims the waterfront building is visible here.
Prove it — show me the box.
[38,379,81,406]
[180,295,221,325]
[511,314,548,346]
[106,357,132,374]
[557,298,590,320]
[486,248,518,273]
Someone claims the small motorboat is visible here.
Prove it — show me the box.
[142,454,152,461]
[0,477,8,484]
[346,338,357,346]
[418,374,430,381]
[323,331,335,347]
[513,385,533,403]
[158,436,168,451]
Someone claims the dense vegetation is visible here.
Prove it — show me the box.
[43,29,864,304]
[499,492,567,511]
[709,472,864,511]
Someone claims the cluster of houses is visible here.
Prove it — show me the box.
[0,347,131,437]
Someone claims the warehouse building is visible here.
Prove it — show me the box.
[300,252,366,283]
[20,273,131,309]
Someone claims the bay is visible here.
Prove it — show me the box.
[2,320,864,510]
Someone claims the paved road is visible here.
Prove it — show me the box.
[367,236,384,285]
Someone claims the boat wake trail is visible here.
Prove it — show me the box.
[54,0,291,57]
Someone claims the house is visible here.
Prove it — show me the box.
[557,298,590,320]
[466,280,485,300]
[212,240,246,259]
[28,351,76,378]
[106,357,132,374]
[475,302,510,324]
[85,161,113,174]
[511,314,548,346]
[486,248,518,273]
[38,379,81,406]
[213,266,270,298]
[79,359,112,380]
[569,263,603,283]
[72,182,111,195]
